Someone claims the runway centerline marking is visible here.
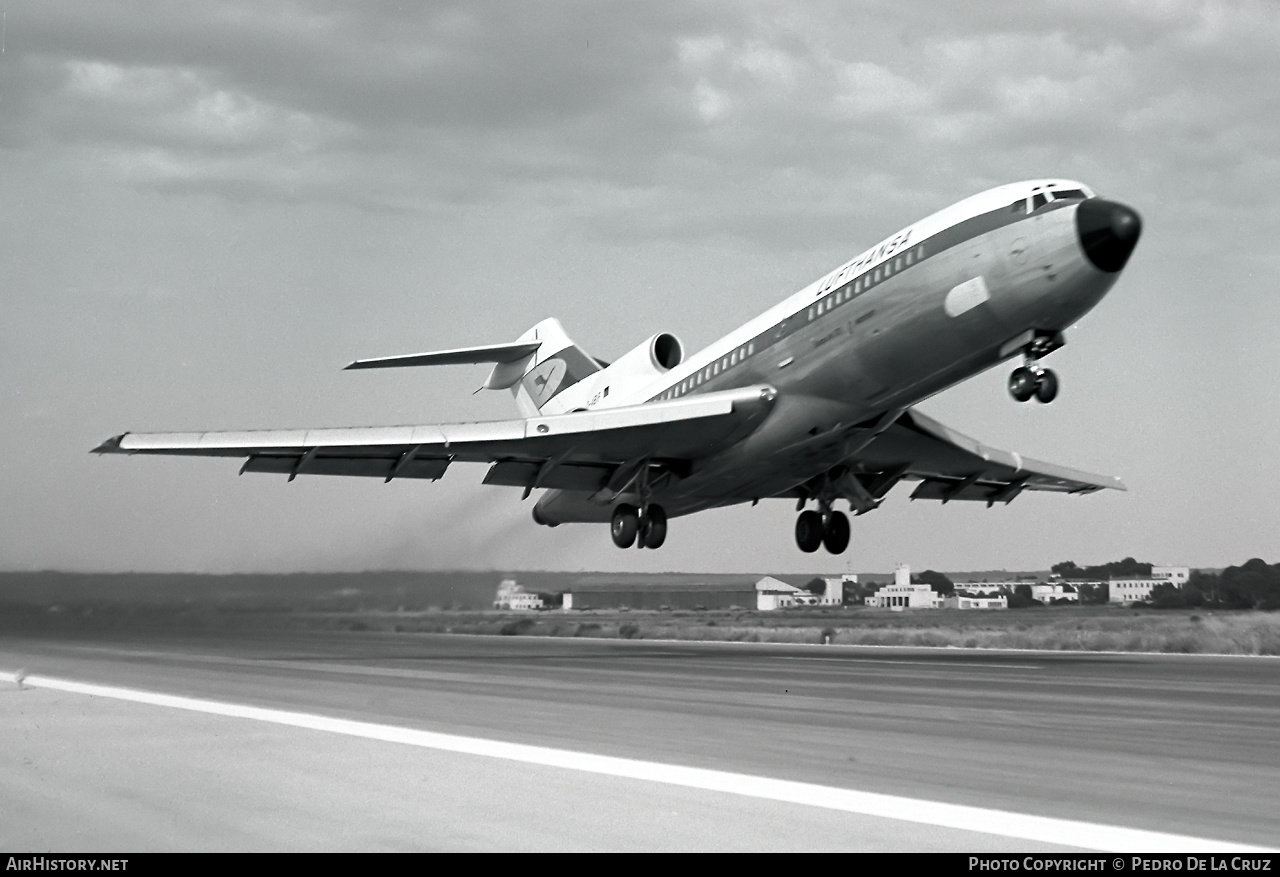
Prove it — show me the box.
[7,670,1267,853]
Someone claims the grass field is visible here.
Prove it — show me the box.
[3,572,1278,656]
[260,605,1280,656]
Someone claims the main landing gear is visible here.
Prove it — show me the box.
[1008,332,1062,404]
[795,507,850,554]
[611,503,667,550]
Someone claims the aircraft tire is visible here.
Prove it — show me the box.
[611,504,639,549]
[795,510,824,553]
[823,511,850,554]
[1034,368,1059,404]
[642,505,667,549]
[1008,367,1037,402]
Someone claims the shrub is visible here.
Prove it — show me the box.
[619,623,640,639]
[501,618,536,636]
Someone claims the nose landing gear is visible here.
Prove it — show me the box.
[1008,332,1063,404]
[1008,365,1057,403]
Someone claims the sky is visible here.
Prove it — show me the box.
[2,0,1278,575]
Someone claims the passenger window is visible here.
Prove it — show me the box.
[895,257,902,271]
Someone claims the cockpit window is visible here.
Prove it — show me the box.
[1031,192,1048,211]
[1050,189,1086,201]
[1009,199,1027,214]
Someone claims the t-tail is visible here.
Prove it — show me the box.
[344,318,607,417]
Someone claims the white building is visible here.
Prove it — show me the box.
[1029,583,1078,604]
[944,591,1008,610]
[895,563,911,587]
[756,576,806,610]
[493,578,544,611]
[1153,566,1191,586]
[818,577,846,606]
[1109,566,1191,604]
[865,583,944,609]
[951,582,1006,596]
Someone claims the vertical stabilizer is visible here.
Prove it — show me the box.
[491,318,604,418]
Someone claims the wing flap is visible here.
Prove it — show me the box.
[482,461,612,492]
[95,385,778,484]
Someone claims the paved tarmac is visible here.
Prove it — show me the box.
[1,628,1277,851]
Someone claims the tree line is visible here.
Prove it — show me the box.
[1156,560,1280,610]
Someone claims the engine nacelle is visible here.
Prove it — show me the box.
[603,332,684,388]
[534,332,683,414]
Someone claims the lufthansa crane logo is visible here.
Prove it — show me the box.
[524,357,567,407]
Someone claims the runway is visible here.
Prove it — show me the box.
[2,628,1277,851]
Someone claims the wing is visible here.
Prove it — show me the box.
[851,408,1125,506]
[93,385,778,493]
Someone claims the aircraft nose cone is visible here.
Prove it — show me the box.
[1076,198,1143,272]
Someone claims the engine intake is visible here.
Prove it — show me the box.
[651,333,683,370]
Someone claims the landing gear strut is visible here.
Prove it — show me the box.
[1008,333,1063,404]
[794,506,850,554]
[612,503,667,549]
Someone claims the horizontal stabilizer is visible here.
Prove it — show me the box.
[344,341,542,370]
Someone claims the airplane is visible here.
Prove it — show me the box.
[94,179,1142,554]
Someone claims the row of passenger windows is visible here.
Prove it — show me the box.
[654,340,759,401]
[652,242,929,402]
[806,244,926,323]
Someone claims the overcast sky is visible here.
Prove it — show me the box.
[2,1,1278,575]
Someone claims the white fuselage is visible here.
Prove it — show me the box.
[535,180,1124,524]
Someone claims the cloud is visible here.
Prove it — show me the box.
[4,0,1275,238]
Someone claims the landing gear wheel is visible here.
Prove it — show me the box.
[1034,368,1058,404]
[611,504,639,549]
[1008,367,1037,402]
[642,505,667,549]
[795,510,824,553]
[823,511,850,554]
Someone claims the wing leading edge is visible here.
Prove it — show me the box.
[93,385,778,493]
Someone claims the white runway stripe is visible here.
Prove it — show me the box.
[10,671,1268,853]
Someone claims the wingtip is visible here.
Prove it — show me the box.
[91,434,128,454]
